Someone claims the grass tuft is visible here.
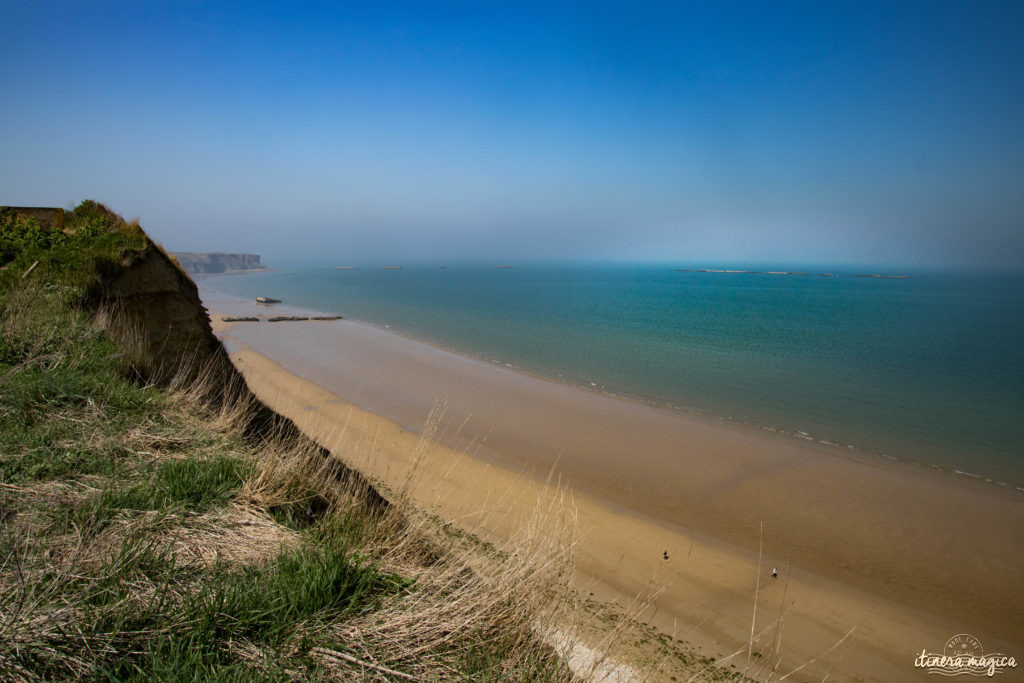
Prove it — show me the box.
[105,456,250,513]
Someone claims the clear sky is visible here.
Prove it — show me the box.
[2,1,1023,268]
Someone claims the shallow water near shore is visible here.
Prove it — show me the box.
[201,264,1024,490]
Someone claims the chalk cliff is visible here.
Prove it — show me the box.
[171,252,265,274]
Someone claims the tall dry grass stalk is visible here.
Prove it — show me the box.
[168,358,599,678]
[238,398,588,678]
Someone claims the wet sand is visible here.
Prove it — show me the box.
[201,287,1023,681]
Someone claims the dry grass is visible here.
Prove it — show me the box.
[0,315,584,679]
[236,400,586,680]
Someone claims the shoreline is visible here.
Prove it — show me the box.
[200,284,1024,681]
[199,278,1023,498]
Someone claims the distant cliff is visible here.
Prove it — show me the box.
[172,252,266,274]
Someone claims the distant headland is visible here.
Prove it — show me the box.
[172,252,267,275]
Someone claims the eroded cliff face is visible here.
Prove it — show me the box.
[95,241,235,387]
[96,233,389,513]
[171,252,264,275]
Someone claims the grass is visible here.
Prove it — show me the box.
[103,455,250,513]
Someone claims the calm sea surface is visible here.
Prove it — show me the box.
[203,265,1024,490]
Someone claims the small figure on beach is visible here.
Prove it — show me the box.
[771,567,778,579]
[663,550,669,560]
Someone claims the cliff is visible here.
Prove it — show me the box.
[96,244,233,386]
[3,200,388,504]
[171,251,266,274]
[86,215,384,505]
[2,202,222,386]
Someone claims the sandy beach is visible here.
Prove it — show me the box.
[200,286,1023,681]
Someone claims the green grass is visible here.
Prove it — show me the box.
[189,543,406,642]
[0,266,164,487]
[103,455,250,513]
[72,541,404,680]
[0,352,160,485]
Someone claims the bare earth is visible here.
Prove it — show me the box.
[201,287,1024,682]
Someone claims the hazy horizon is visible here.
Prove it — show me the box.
[207,257,1024,275]
[3,2,1023,271]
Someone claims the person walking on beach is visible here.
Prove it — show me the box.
[771,567,778,579]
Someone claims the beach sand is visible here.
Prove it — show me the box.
[201,288,1023,681]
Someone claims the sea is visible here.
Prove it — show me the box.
[202,264,1024,492]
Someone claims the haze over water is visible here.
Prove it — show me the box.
[205,265,1024,491]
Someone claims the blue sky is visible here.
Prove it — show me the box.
[2,1,1022,268]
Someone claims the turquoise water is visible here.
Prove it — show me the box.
[204,265,1024,489]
